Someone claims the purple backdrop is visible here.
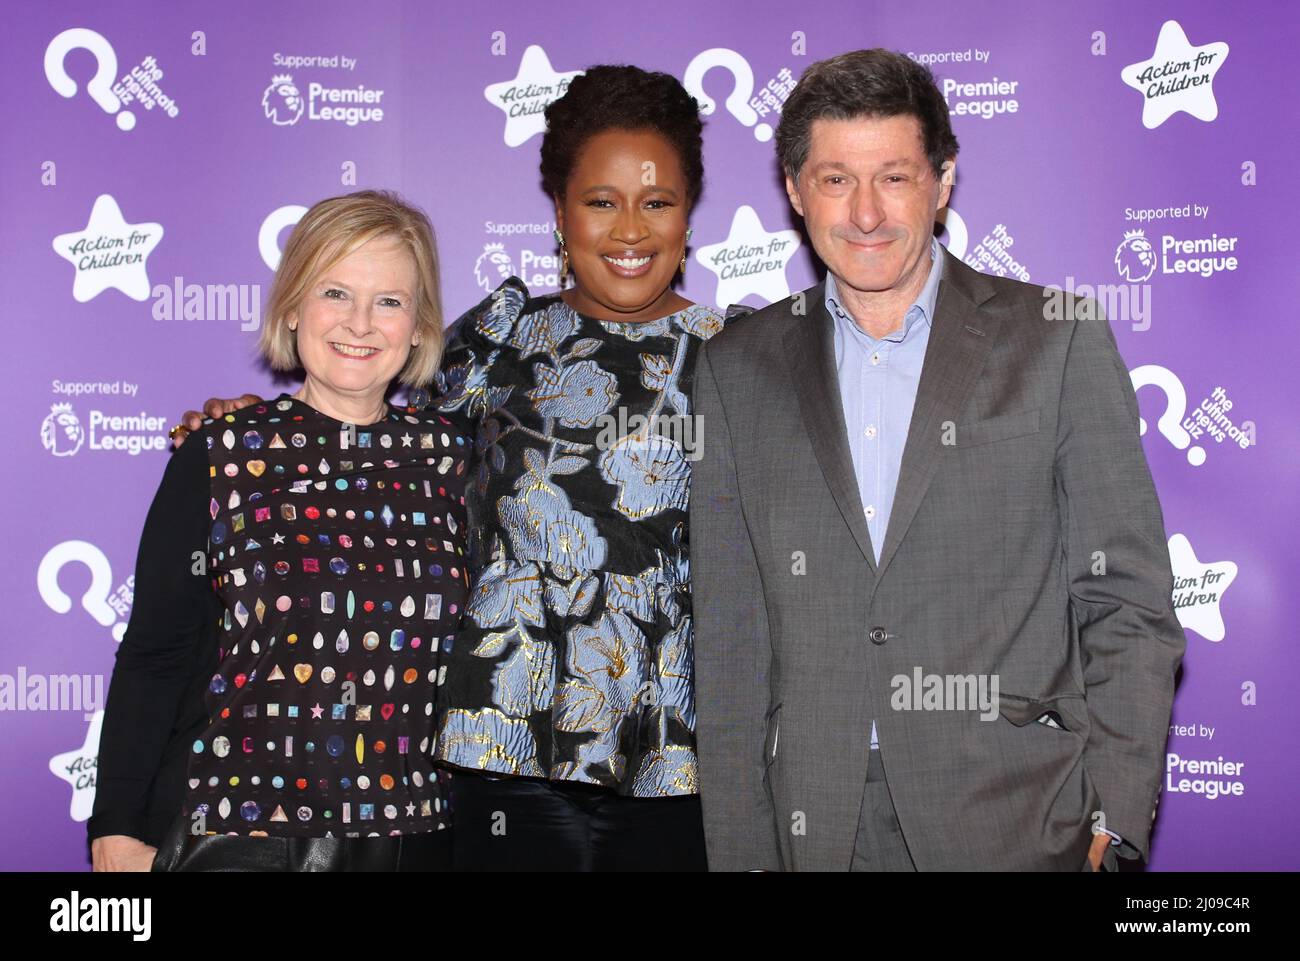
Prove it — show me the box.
[2,0,1295,871]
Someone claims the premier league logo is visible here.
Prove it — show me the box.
[41,403,84,457]
[475,243,516,293]
[1115,229,1157,283]
[262,74,304,126]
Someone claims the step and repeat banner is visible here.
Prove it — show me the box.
[2,0,1295,871]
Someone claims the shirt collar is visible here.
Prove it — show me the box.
[825,237,945,344]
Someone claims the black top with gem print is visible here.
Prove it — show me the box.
[143,393,470,839]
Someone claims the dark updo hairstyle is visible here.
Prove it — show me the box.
[540,64,705,208]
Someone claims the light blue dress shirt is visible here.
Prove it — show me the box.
[826,238,944,749]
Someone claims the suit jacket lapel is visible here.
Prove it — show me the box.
[785,285,877,572]
[875,248,1002,579]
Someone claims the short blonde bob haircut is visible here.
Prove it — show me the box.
[260,190,444,388]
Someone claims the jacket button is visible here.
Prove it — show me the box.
[869,627,888,645]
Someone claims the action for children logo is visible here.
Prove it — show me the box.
[44,27,179,131]
[1121,20,1228,129]
[1168,533,1237,642]
[50,711,104,821]
[1115,228,1238,281]
[485,45,582,147]
[52,195,163,302]
[695,206,801,307]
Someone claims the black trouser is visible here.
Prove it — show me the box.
[448,771,708,871]
[150,812,451,872]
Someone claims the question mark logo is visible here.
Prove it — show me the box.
[258,204,308,271]
[1130,364,1205,466]
[44,28,135,131]
[37,540,128,642]
[683,49,772,142]
[937,207,968,261]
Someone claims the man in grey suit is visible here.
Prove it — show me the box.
[689,49,1185,871]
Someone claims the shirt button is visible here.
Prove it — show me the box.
[871,353,882,366]
[864,505,876,520]
[865,425,877,439]
[869,627,888,645]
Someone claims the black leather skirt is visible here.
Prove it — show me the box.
[150,811,451,872]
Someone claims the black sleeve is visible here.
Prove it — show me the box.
[87,430,220,845]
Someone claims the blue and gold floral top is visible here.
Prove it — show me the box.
[429,277,739,796]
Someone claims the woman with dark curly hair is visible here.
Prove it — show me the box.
[424,64,742,871]
[177,64,738,871]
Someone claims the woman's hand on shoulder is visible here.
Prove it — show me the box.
[171,393,265,448]
[91,834,158,872]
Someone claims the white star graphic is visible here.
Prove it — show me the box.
[1121,20,1229,129]
[272,532,285,545]
[52,194,163,302]
[695,205,801,308]
[401,433,413,447]
[1168,533,1237,642]
[49,710,103,822]
[484,45,582,148]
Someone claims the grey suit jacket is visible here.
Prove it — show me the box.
[689,247,1185,871]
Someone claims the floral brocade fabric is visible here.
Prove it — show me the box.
[429,278,744,796]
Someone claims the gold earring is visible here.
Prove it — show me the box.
[679,250,687,274]
[554,228,569,283]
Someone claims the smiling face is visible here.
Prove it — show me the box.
[294,234,419,408]
[786,114,952,307]
[554,128,692,322]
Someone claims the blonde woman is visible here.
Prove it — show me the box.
[90,190,469,871]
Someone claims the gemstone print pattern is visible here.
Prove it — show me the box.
[187,393,470,837]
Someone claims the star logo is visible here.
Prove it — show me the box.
[49,710,103,822]
[1121,20,1229,129]
[1168,533,1237,642]
[484,45,582,147]
[52,194,163,302]
[695,205,801,308]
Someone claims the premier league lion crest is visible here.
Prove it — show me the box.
[41,403,84,456]
[475,243,516,292]
[262,73,305,126]
[1115,229,1157,283]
